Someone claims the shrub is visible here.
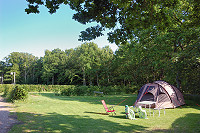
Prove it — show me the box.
[0,84,4,93]
[9,85,28,102]
[88,86,100,95]
[60,86,76,96]
[2,84,14,98]
[101,86,119,95]
[1,84,137,97]
[75,86,88,96]
[184,94,200,105]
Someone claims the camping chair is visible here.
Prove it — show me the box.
[101,100,116,115]
[125,105,136,120]
[137,106,147,119]
[153,107,166,117]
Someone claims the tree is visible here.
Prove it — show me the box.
[74,42,99,85]
[4,52,37,84]
[64,48,81,85]
[42,49,66,85]
[25,0,200,45]
[111,25,200,93]
[33,57,43,84]
[0,61,6,84]
[24,0,199,91]
[98,46,114,86]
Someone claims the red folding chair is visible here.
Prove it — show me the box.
[101,100,116,115]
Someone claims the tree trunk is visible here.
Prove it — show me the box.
[107,72,110,84]
[32,67,35,83]
[25,69,27,83]
[96,72,99,86]
[1,74,3,84]
[52,76,54,85]
[82,67,86,86]
[89,79,92,86]
[24,63,27,83]
[176,72,181,89]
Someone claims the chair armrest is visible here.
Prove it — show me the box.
[130,106,138,112]
[108,106,115,111]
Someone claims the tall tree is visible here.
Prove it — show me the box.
[25,0,199,45]
[75,42,98,85]
[64,48,81,85]
[4,52,37,84]
[111,25,200,93]
[0,61,6,84]
[33,57,43,84]
[42,49,66,85]
[98,46,114,86]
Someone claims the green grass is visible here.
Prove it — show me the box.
[10,93,200,133]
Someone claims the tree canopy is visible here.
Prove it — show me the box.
[25,0,199,45]
[1,0,198,94]
[1,41,199,94]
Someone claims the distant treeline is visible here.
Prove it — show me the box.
[0,42,199,94]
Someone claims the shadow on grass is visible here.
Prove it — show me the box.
[84,111,109,115]
[84,111,141,120]
[170,113,200,133]
[137,113,200,133]
[142,113,200,133]
[11,112,146,132]
[33,92,136,107]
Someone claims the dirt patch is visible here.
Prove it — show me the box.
[31,95,39,97]
[0,96,21,133]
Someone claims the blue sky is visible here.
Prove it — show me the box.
[0,0,118,61]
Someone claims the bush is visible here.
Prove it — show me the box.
[88,86,100,95]
[1,84,137,97]
[124,85,138,94]
[2,84,14,97]
[184,94,200,105]
[9,85,28,102]
[60,86,76,96]
[75,86,88,96]
[0,84,4,93]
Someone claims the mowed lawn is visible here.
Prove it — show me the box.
[10,93,200,133]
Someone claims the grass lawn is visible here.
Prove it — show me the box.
[10,93,200,133]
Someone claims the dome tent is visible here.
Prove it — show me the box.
[135,81,185,108]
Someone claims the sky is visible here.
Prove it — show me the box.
[0,0,118,61]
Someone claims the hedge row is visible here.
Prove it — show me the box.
[0,84,28,102]
[184,94,200,105]
[0,84,138,97]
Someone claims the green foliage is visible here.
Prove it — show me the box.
[111,25,200,94]
[24,0,200,44]
[184,94,200,105]
[10,85,28,102]
[0,38,199,94]
[3,52,37,84]
[60,85,76,96]
[0,84,134,96]
[12,0,198,95]
[75,86,88,96]
[0,84,28,102]
[98,86,136,95]
[2,84,14,98]
[1,1,200,94]
[59,85,116,96]
[87,86,100,95]
[0,84,4,93]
